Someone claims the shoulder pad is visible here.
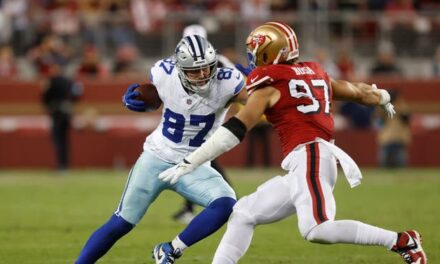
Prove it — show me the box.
[216,67,245,96]
[150,58,177,86]
[246,67,274,95]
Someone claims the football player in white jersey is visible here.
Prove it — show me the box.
[75,35,247,264]
[172,24,237,224]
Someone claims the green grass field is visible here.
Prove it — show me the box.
[0,168,438,263]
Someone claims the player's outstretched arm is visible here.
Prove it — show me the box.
[332,79,380,105]
[158,117,246,184]
[332,79,395,118]
[159,86,275,184]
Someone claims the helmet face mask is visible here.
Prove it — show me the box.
[246,49,257,70]
[175,35,218,93]
[246,22,299,69]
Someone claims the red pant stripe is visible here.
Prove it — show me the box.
[306,143,328,224]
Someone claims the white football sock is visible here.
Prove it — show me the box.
[306,220,398,249]
[172,236,188,252]
[212,213,255,264]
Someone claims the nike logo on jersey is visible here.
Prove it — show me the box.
[250,75,259,83]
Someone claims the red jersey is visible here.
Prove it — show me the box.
[246,62,334,157]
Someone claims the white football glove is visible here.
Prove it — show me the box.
[381,102,396,119]
[158,159,196,184]
[372,84,396,119]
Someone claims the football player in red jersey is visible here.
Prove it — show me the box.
[159,22,427,264]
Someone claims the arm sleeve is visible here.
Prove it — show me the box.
[185,117,247,166]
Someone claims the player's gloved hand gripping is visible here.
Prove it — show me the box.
[159,159,196,184]
[122,84,148,112]
[373,84,396,118]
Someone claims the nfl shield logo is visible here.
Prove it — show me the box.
[187,99,192,105]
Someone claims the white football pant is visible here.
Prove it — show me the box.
[212,141,397,264]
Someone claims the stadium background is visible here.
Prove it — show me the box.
[0,1,439,263]
[1,0,440,168]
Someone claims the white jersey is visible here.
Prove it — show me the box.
[144,58,245,163]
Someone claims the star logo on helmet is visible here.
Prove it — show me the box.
[250,34,266,49]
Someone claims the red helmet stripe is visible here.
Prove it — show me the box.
[279,22,298,49]
[266,22,298,50]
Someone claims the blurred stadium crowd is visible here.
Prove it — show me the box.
[1,0,440,169]
[0,0,440,80]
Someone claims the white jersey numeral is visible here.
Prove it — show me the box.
[288,79,330,114]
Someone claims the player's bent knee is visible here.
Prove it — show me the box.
[231,195,253,214]
[103,214,135,239]
[229,210,255,227]
[209,196,236,210]
[208,197,236,220]
[229,198,256,227]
